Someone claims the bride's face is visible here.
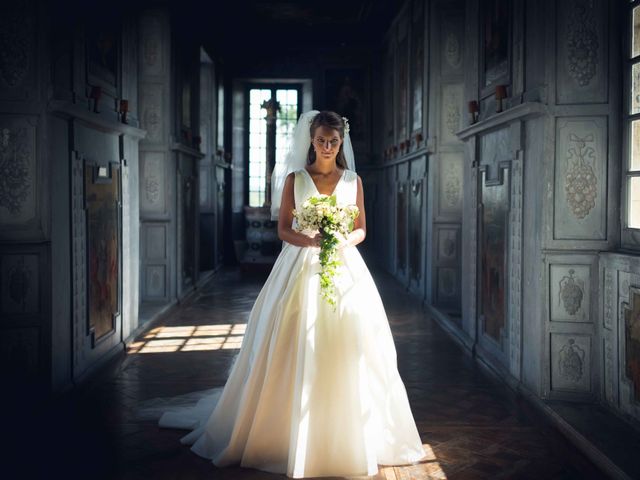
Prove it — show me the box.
[312,126,342,161]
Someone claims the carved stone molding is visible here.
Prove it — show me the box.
[71,151,87,369]
[456,102,547,141]
[509,157,523,378]
[603,268,615,331]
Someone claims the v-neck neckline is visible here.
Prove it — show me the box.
[302,168,346,197]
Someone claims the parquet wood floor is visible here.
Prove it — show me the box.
[11,264,605,479]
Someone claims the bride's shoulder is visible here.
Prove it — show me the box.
[346,169,360,183]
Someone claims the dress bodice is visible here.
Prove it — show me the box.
[294,168,357,208]
[292,168,358,232]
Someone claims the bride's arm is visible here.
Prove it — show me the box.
[277,172,321,248]
[343,175,366,247]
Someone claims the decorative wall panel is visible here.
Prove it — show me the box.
[440,83,463,145]
[437,227,459,262]
[0,116,37,228]
[140,83,164,143]
[0,328,39,378]
[554,117,607,240]
[144,224,166,260]
[0,0,36,101]
[0,254,39,314]
[550,333,591,393]
[437,267,458,303]
[555,0,607,105]
[441,16,463,75]
[438,152,463,216]
[140,14,164,76]
[140,152,166,214]
[145,265,166,298]
[549,264,591,323]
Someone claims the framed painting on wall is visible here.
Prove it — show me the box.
[397,35,409,142]
[84,162,121,345]
[324,67,369,149]
[480,0,510,97]
[86,19,120,96]
[479,164,510,344]
[411,2,425,134]
[384,48,395,144]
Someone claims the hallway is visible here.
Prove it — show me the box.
[27,263,600,480]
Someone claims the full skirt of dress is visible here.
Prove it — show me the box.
[154,242,426,478]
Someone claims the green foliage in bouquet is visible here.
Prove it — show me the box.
[292,194,359,309]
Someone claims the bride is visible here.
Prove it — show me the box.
[152,110,426,477]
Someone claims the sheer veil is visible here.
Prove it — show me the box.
[270,110,357,221]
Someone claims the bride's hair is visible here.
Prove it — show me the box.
[307,111,349,169]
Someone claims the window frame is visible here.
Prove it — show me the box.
[623,0,640,249]
[243,83,302,208]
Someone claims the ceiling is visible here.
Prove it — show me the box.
[174,0,403,56]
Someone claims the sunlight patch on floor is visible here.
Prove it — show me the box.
[128,324,246,354]
[379,444,445,479]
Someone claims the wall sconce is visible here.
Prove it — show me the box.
[495,85,507,113]
[119,99,129,124]
[468,100,479,124]
[89,85,102,113]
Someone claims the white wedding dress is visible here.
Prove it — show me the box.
[152,168,426,477]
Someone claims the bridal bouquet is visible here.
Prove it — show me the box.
[292,194,359,308]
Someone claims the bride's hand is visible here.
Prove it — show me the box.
[306,232,322,248]
[336,232,350,250]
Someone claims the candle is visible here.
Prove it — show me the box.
[468,100,479,124]
[495,85,507,100]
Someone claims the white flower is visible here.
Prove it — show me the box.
[342,116,350,134]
